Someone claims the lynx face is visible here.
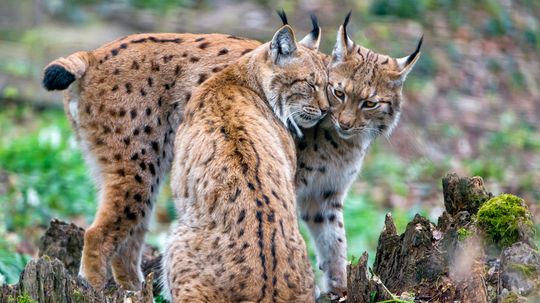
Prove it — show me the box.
[327,14,421,140]
[261,14,329,136]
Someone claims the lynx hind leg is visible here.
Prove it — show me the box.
[80,143,164,290]
[110,213,151,290]
[80,172,154,290]
[298,193,348,295]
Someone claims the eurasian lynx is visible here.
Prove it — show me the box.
[295,13,422,294]
[163,15,327,302]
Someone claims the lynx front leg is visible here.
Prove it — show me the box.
[299,192,348,295]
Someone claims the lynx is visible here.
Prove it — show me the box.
[163,15,327,302]
[43,32,261,290]
[295,13,422,294]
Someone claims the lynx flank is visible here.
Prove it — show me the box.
[163,17,327,303]
[295,13,422,294]
[42,33,261,290]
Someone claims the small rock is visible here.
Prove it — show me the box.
[500,242,540,296]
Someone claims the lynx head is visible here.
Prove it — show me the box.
[327,12,422,140]
[250,11,329,137]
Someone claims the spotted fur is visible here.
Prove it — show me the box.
[163,22,327,302]
[294,13,422,295]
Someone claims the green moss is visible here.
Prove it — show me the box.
[477,194,534,247]
[457,228,472,241]
[501,291,521,303]
[7,293,37,303]
[71,289,85,302]
[509,262,537,277]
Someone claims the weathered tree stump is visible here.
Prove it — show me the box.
[0,219,160,303]
[0,257,154,303]
[2,173,538,302]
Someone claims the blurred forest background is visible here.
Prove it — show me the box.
[0,0,539,285]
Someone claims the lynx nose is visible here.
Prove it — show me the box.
[319,106,329,115]
[339,121,352,130]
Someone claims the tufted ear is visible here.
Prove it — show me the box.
[395,35,423,80]
[299,14,321,50]
[332,11,355,62]
[270,11,298,65]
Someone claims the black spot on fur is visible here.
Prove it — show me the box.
[195,37,205,42]
[198,42,210,49]
[124,206,137,220]
[190,57,200,63]
[111,49,118,56]
[151,141,159,153]
[130,153,139,161]
[135,174,143,183]
[218,49,229,56]
[198,74,208,84]
[144,125,152,134]
[130,109,137,119]
[134,193,142,202]
[241,49,253,55]
[237,210,246,223]
[313,213,324,223]
[42,64,76,91]
[131,38,147,43]
[323,190,335,199]
[125,83,132,94]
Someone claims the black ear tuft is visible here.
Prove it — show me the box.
[42,64,76,91]
[309,14,320,39]
[276,9,288,25]
[406,35,423,66]
[343,10,352,38]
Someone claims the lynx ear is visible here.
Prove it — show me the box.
[395,35,423,80]
[332,11,355,62]
[299,14,321,50]
[270,23,298,65]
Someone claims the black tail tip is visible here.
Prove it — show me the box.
[42,64,76,91]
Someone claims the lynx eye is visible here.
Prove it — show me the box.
[362,101,378,109]
[333,89,345,101]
